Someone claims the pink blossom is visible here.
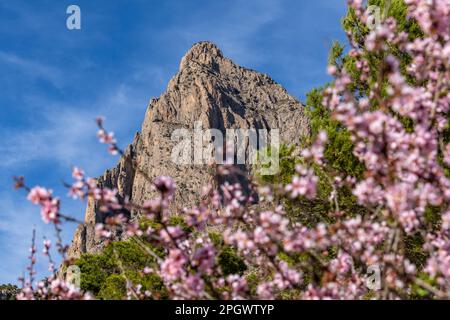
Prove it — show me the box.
[40,198,60,224]
[160,249,187,282]
[27,187,52,205]
[285,169,318,199]
[71,167,85,180]
[153,176,176,199]
[97,129,116,144]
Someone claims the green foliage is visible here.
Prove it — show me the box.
[97,274,126,300]
[168,215,193,233]
[404,233,427,268]
[342,0,422,46]
[369,0,422,39]
[245,270,260,297]
[75,249,116,295]
[305,88,365,178]
[403,205,442,268]
[257,144,297,186]
[75,239,167,300]
[0,284,20,300]
[209,231,247,276]
[256,143,366,227]
[328,41,344,67]
[208,231,223,247]
[139,214,193,234]
[341,0,422,91]
[75,229,246,299]
[218,247,247,276]
[410,273,438,299]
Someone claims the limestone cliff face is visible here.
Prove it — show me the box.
[67,135,139,258]
[67,41,310,258]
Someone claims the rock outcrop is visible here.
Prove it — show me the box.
[67,41,310,259]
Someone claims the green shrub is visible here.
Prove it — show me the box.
[76,250,116,295]
[218,247,247,276]
[75,239,167,299]
[0,284,20,300]
[98,274,126,300]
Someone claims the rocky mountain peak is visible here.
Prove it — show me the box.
[67,42,311,259]
[179,41,224,71]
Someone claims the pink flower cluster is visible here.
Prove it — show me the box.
[27,187,60,224]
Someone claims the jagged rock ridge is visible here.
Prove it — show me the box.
[68,41,310,258]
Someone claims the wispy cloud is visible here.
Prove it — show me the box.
[0,51,64,88]
[0,82,148,173]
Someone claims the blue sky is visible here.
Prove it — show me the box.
[0,0,347,285]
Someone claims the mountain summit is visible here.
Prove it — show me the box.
[68,41,310,258]
[179,41,225,70]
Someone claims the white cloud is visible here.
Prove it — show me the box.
[0,80,150,174]
[0,51,64,88]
